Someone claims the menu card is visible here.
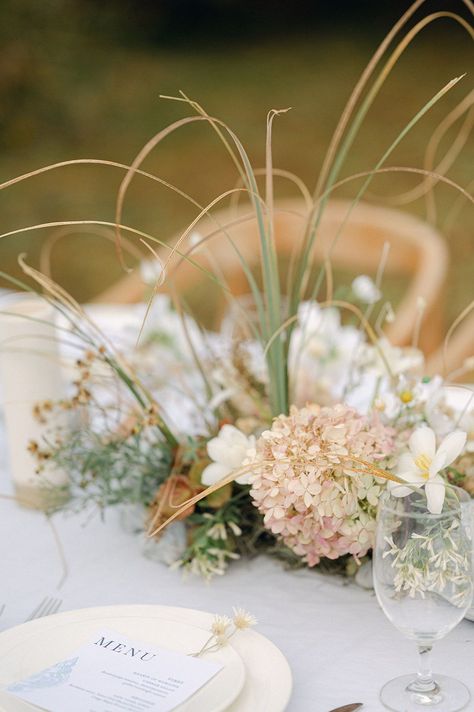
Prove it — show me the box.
[5,628,223,712]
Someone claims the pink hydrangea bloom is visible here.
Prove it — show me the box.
[246,404,395,566]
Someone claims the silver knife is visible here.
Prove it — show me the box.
[329,705,363,712]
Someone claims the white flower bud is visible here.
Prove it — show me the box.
[351,275,381,304]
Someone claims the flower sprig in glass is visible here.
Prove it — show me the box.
[374,481,473,711]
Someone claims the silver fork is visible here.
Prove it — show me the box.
[0,604,5,618]
[24,597,62,622]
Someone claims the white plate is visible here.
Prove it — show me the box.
[0,605,292,712]
[0,607,245,712]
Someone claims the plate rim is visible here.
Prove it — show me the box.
[0,604,292,712]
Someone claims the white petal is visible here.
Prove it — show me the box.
[207,433,236,464]
[429,450,446,478]
[398,468,425,486]
[425,474,445,514]
[224,447,247,470]
[207,426,250,468]
[201,462,229,486]
[409,427,436,459]
[220,424,246,445]
[389,482,417,498]
[436,430,467,468]
[235,471,251,485]
[396,452,416,476]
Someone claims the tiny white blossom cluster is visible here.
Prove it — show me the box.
[383,520,472,605]
[206,516,242,541]
[173,547,240,579]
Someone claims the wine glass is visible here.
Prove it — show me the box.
[373,483,473,711]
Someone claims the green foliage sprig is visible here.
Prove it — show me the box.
[47,427,173,515]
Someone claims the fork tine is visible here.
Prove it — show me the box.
[0,604,5,617]
[50,599,62,615]
[25,597,49,622]
[42,598,56,617]
[24,596,64,623]
[38,598,53,619]
[46,598,59,616]
[42,598,58,618]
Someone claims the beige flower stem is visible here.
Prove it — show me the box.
[147,460,274,537]
[190,634,217,658]
[149,454,403,538]
[340,456,404,484]
[191,626,241,658]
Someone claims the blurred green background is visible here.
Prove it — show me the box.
[0,0,472,325]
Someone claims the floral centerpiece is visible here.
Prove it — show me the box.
[1,2,473,582]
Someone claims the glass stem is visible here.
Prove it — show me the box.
[406,643,440,696]
[416,644,434,687]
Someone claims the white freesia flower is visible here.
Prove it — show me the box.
[360,338,424,377]
[201,425,255,486]
[391,426,467,513]
[290,302,362,404]
[351,275,381,304]
[426,384,474,451]
[292,303,360,361]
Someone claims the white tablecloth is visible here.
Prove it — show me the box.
[1,460,474,712]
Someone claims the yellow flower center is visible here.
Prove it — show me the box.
[400,390,414,404]
[414,453,431,480]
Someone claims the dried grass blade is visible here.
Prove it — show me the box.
[442,300,474,377]
[314,0,427,198]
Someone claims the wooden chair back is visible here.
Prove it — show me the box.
[96,199,449,354]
